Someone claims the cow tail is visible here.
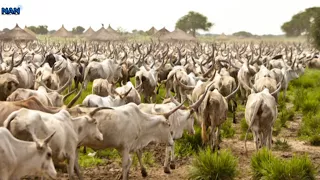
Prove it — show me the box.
[3,111,18,130]
[201,121,208,144]
[245,98,263,154]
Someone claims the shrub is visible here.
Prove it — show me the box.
[188,148,238,180]
[221,118,235,138]
[273,139,291,151]
[251,148,316,180]
[299,114,320,145]
[175,126,203,157]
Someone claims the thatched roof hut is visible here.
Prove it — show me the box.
[152,27,170,38]
[0,24,37,41]
[51,25,73,38]
[146,26,157,35]
[24,26,37,37]
[106,24,119,35]
[159,28,196,41]
[81,26,95,37]
[87,25,124,41]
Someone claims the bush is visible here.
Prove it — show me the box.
[175,126,203,157]
[299,114,320,145]
[273,139,291,151]
[251,148,316,180]
[221,118,235,138]
[188,148,238,180]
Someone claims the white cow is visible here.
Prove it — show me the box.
[0,127,57,180]
[82,102,185,180]
[244,87,280,152]
[4,108,103,179]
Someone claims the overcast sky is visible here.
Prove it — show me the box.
[0,0,319,35]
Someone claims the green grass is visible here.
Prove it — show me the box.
[240,118,253,141]
[251,148,316,180]
[188,148,238,180]
[175,126,203,157]
[273,139,291,151]
[78,147,106,168]
[290,69,320,145]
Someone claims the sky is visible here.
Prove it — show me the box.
[0,0,319,35]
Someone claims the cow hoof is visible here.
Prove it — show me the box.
[141,168,148,177]
[170,163,176,170]
[164,167,171,174]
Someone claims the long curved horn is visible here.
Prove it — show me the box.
[13,52,27,67]
[119,87,132,99]
[39,75,71,94]
[89,107,114,117]
[77,47,83,63]
[162,100,186,120]
[174,74,195,90]
[0,53,14,74]
[189,84,211,110]
[270,82,282,96]
[224,83,240,100]
[62,88,78,103]
[66,85,84,108]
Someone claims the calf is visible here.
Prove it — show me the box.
[0,127,56,180]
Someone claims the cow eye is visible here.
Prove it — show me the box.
[47,152,52,159]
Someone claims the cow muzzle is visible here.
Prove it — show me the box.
[96,133,104,141]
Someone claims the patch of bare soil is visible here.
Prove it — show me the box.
[57,112,320,180]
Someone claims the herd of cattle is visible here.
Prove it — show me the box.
[0,40,319,179]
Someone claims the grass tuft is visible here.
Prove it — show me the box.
[188,148,238,180]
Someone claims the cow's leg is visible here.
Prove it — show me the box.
[163,145,171,174]
[253,131,259,151]
[67,153,76,180]
[74,151,83,180]
[165,84,171,98]
[121,150,131,180]
[239,86,246,105]
[210,125,217,151]
[232,99,238,123]
[170,143,176,169]
[215,125,221,150]
[136,150,147,177]
[83,146,87,154]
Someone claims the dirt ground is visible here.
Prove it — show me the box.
[56,112,320,180]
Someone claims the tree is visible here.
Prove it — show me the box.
[232,31,253,37]
[116,27,128,35]
[309,13,320,50]
[27,25,48,34]
[281,7,320,37]
[176,11,213,37]
[72,26,85,34]
[37,25,48,34]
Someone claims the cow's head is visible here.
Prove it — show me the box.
[0,73,19,101]
[31,131,57,179]
[44,54,56,68]
[75,116,104,145]
[112,63,123,83]
[285,67,299,81]
[47,92,64,107]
